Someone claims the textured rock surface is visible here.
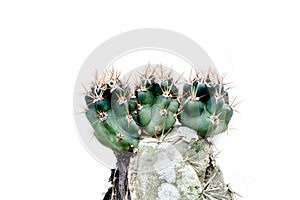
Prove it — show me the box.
[128,137,202,200]
[128,126,235,200]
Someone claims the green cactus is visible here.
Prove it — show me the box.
[133,65,179,136]
[84,69,139,151]
[179,71,233,137]
[84,65,234,151]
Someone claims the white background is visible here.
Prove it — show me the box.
[1,1,299,200]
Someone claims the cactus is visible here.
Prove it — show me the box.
[132,65,179,136]
[84,68,140,151]
[179,70,233,137]
[82,65,237,200]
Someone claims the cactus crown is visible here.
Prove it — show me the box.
[84,65,234,151]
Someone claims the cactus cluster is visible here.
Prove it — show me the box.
[84,65,233,151]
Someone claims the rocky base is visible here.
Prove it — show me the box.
[104,126,236,200]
